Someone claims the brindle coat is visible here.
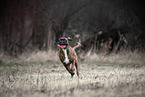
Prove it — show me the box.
[59,43,80,78]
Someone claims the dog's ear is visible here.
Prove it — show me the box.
[67,37,72,41]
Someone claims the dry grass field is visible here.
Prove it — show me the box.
[0,50,145,97]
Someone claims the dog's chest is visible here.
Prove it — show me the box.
[59,47,75,63]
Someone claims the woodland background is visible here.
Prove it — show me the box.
[0,1,145,97]
[0,0,145,56]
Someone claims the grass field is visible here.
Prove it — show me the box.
[0,50,145,97]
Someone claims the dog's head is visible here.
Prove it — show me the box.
[57,37,72,49]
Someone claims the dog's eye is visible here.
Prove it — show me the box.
[59,39,68,45]
[60,39,65,41]
[64,39,67,42]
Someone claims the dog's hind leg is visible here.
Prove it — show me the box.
[70,60,75,78]
[75,61,79,77]
[71,60,75,73]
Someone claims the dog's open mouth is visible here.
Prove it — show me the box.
[58,38,68,49]
[57,44,66,48]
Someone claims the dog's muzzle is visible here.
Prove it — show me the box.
[58,38,68,49]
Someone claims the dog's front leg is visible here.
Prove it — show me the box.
[64,64,75,78]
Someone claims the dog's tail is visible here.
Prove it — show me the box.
[73,42,81,50]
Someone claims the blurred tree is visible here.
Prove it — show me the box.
[0,0,145,56]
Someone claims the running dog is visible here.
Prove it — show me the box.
[57,37,81,78]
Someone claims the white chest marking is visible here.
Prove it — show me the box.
[62,49,69,64]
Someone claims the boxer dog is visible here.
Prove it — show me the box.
[57,37,81,78]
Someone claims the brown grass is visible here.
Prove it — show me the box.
[0,50,145,97]
[82,50,145,65]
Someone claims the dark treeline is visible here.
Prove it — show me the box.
[0,0,145,56]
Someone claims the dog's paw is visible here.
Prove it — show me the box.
[70,68,75,72]
[76,42,81,46]
[71,73,75,78]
